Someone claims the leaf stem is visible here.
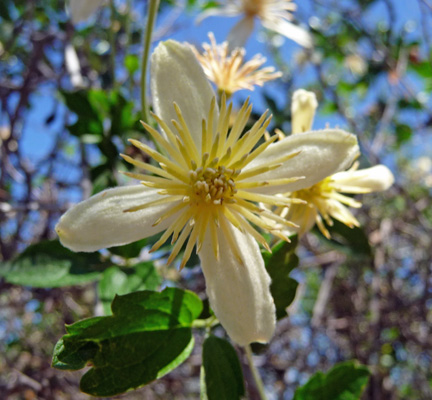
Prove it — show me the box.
[140,0,160,124]
[191,316,218,329]
[244,344,268,400]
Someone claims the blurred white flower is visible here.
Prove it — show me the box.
[69,0,105,23]
[197,0,312,49]
[344,53,367,76]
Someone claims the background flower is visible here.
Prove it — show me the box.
[197,0,312,49]
[191,32,282,96]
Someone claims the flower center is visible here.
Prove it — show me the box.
[243,0,264,16]
[293,177,332,204]
[189,164,238,205]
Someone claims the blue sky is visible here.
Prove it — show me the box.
[17,0,429,167]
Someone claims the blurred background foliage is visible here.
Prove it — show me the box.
[0,0,432,398]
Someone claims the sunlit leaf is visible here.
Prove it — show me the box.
[293,361,370,400]
[0,240,104,287]
[53,288,203,396]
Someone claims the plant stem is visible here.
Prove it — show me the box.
[191,316,218,329]
[140,0,160,124]
[109,0,116,86]
[244,344,268,400]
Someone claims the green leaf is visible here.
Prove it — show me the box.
[98,263,161,314]
[0,240,103,287]
[293,361,371,400]
[108,91,136,137]
[61,90,104,137]
[395,123,412,146]
[53,288,203,396]
[202,336,245,400]
[109,238,150,258]
[124,54,140,76]
[0,1,11,20]
[410,60,432,79]
[315,220,372,257]
[262,238,299,319]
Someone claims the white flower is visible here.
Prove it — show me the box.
[69,0,104,23]
[55,41,358,345]
[197,0,312,49]
[291,89,318,134]
[278,89,394,238]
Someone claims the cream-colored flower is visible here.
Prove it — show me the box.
[197,0,312,49]
[344,53,367,76]
[55,42,359,345]
[276,89,394,238]
[191,33,282,96]
[69,0,104,23]
[291,89,318,134]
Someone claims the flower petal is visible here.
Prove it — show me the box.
[69,0,104,23]
[261,18,313,48]
[195,5,240,24]
[55,185,179,252]
[151,40,217,149]
[245,129,359,194]
[332,165,394,192]
[227,16,255,50]
[199,222,276,346]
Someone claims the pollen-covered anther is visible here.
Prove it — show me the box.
[190,164,238,205]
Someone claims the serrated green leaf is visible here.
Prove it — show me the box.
[98,263,161,314]
[202,336,245,400]
[53,288,203,396]
[262,238,299,319]
[0,240,103,287]
[293,361,371,400]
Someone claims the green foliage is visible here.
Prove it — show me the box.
[53,288,203,396]
[0,240,104,287]
[124,54,140,76]
[109,237,153,258]
[98,262,161,314]
[395,123,412,146]
[314,220,372,258]
[202,335,245,400]
[293,361,371,400]
[262,237,299,319]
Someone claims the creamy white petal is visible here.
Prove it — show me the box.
[150,40,218,150]
[227,16,255,50]
[195,5,240,24]
[55,185,179,252]
[65,44,84,88]
[332,165,394,192]
[291,89,318,134]
[199,222,276,346]
[245,129,359,194]
[261,18,313,48]
[69,0,104,23]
